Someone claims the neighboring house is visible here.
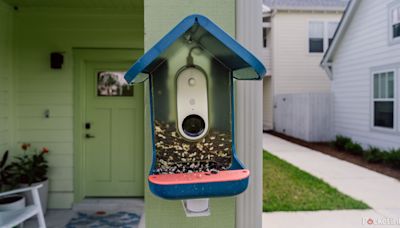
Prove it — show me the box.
[262,0,347,141]
[0,0,264,227]
[321,0,400,149]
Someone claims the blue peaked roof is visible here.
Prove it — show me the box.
[124,14,267,84]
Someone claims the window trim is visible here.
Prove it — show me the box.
[308,20,339,54]
[370,68,398,133]
[389,1,400,45]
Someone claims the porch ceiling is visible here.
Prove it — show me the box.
[3,0,143,9]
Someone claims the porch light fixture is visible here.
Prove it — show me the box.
[50,52,64,69]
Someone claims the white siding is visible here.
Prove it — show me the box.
[263,77,273,130]
[332,0,400,149]
[261,49,272,75]
[271,11,342,95]
[261,27,272,75]
[265,10,342,138]
[0,1,12,153]
[262,23,272,130]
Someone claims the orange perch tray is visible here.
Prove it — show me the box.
[148,169,250,185]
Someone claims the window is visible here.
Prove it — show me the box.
[309,21,339,53]
[263,27,268,48]
[328,22,339,46]
[372,71,395,129]
[263,17,271,23]
[309,22,324,53]
[392,6,400,39]
[97,71,133,97]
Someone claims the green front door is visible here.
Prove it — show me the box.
[79,49,144,197]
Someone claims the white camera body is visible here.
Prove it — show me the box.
[176,66,209,141]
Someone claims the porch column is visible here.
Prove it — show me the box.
[143,1,236,228]
[235,0,264,228]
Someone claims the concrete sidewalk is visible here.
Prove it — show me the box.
[262,133,400,228]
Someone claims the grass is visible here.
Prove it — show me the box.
[263,151,369,212]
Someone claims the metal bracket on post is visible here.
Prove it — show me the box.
[182,198,210,217]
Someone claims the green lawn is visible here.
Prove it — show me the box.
[263,151,369,212]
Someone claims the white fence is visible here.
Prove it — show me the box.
[274,92,333,142]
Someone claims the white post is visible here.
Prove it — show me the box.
[235,0,264,228]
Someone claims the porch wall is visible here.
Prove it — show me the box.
[0,1,12,153]
[12,8,143,208]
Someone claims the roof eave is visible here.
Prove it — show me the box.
[321,0,360,78]
[271,6,347,12]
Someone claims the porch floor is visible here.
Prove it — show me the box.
[24,198,144,228]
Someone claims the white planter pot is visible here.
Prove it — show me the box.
[0,195,25,211]
[20,179,48,214]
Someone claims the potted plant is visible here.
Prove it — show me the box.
[9,144,49,214]
[0,150,26,211]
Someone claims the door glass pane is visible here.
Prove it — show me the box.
[374,74,379,99]
[97,71,134,97]
[374,101,394,128]
[379,73,387,98]
[388,72,394,98]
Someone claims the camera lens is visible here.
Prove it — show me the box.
[182,114,205,138]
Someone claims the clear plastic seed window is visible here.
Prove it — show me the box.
[151,29,233,175]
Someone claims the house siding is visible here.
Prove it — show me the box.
[0,1,12,153]
[264,10,342,136]
[271,11,342,95]
[13,8,144,208]
[332,0,400,149]
[263,77,273,130]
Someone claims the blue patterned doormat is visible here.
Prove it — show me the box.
[66,211,141,228]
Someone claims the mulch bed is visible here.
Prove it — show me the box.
[267,131,400,181]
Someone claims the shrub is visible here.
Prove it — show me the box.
[333,135,352,151]
[384,149,400,169]
[363,147,386,163]
[344,141,363,155]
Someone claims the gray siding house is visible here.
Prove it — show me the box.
[321,0,400,149]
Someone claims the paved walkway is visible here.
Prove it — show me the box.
[262,133,400,228]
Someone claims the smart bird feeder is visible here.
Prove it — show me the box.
[124,15,266,204]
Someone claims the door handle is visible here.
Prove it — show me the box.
[85,134,95,139]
